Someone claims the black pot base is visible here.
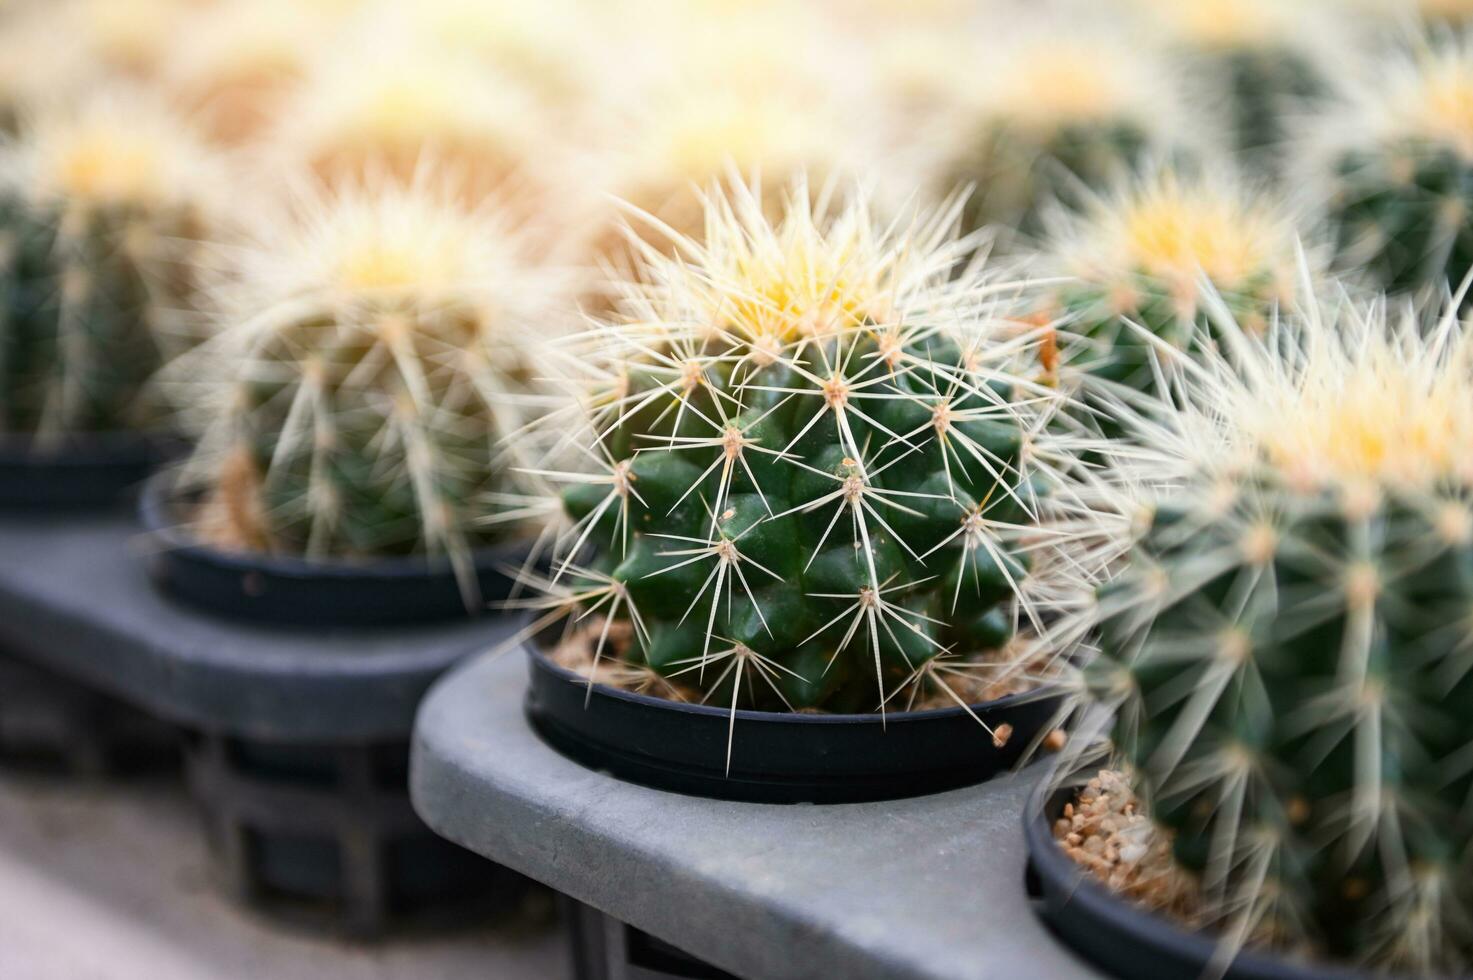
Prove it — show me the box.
[0,432,177,510]
[140,474,532,627]
[185,732,534,937]
[1024,778,1370,980]
[524,636,1062,804]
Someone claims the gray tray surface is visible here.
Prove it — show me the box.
[411,650,1103,980]
[0,512,517,742]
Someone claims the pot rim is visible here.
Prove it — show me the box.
[138,470,533,581]
[0,429,178,464]
[1024,773,1379,980]
[527,622,1061,727]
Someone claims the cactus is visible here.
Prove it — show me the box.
[937,25,1190,240]
[1418,0,1473,28]
[1078,293,1473,974]
[166,179,558,603]
[590,5,868,270]
[0,92,223,443]
[272,39,545,206]
[1042,169,1301,397]
[1321,33,1473,306]
[162,0,345,146]
[1139,0,1327,177]
[522,176,1112,725]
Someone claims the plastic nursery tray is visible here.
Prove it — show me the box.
[411,649,1103,980]
[0,649,179,777]
[0,510,530,936]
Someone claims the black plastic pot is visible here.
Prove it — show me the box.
[186,731,534,937]
[1024,778,1368,980]
[139,473,533,627]
[0,431,178,509]
[524,634,1063,804]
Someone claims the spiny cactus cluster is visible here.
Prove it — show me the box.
[166,180,556,601]
[1043,169,1301,397]
[0,91,222,444]
[938,24,1190,240]
[1321,33,1473,306]
[1080,295,1473,974]
[523,177,1113,721]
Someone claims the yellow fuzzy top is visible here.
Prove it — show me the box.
[986,38,1148,129]
[1252,326,1473,491]
[27,95,215,211]
[291,189,492,299]
[1395,48,1473,158]
[1139,0,1298,48]
[1070,174,1295,300]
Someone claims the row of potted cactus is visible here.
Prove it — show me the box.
[2,0,1473,976]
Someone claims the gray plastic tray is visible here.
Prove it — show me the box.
[411,649,1103,980]
[0,511,517,742]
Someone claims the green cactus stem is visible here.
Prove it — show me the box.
[1079,294,1473,974]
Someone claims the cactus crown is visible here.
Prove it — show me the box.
[1043,169,1299,395]
[163,0,333,144]
[938,22,1188,236]
[1061,171,1296,303]
[1137,0,1302,49]
[1078,292,1473,972]
[275,41,539,198]
[0,91,222,440]
[1317,32,1473,303]
[521,175,1110,729]
[1385,38,1473,158]
[167,178,554,598]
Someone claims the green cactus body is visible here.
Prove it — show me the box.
[0,97,216,441]
[173,183,551,593]
[952,120,1151,240]
[938,31,1185,240]
[1330,139,1473,303]
[1323,37,1473,306]
[1045,172,1297,398]
[1083,299,1473,973]
[536,179,1104,716]
[1214,46,1321,175]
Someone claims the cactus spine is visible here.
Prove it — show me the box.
[0,92,221,443]
[168,180,555,601]
[1080,295,1473,974]
[524,176,1109,723]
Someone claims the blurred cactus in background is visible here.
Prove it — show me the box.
[164,178,559,598]
[1137,0,1329,177]
[1321,32,1473,307]
[518,176,1114,718]
[1040,168,1302,397]
[0,91,224,443]
[162,0,340,146]
[1079,295,1473,974]
[271,39,548,207]
[935,21,1192,242]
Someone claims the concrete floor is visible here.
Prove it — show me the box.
[0,772,569,980]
